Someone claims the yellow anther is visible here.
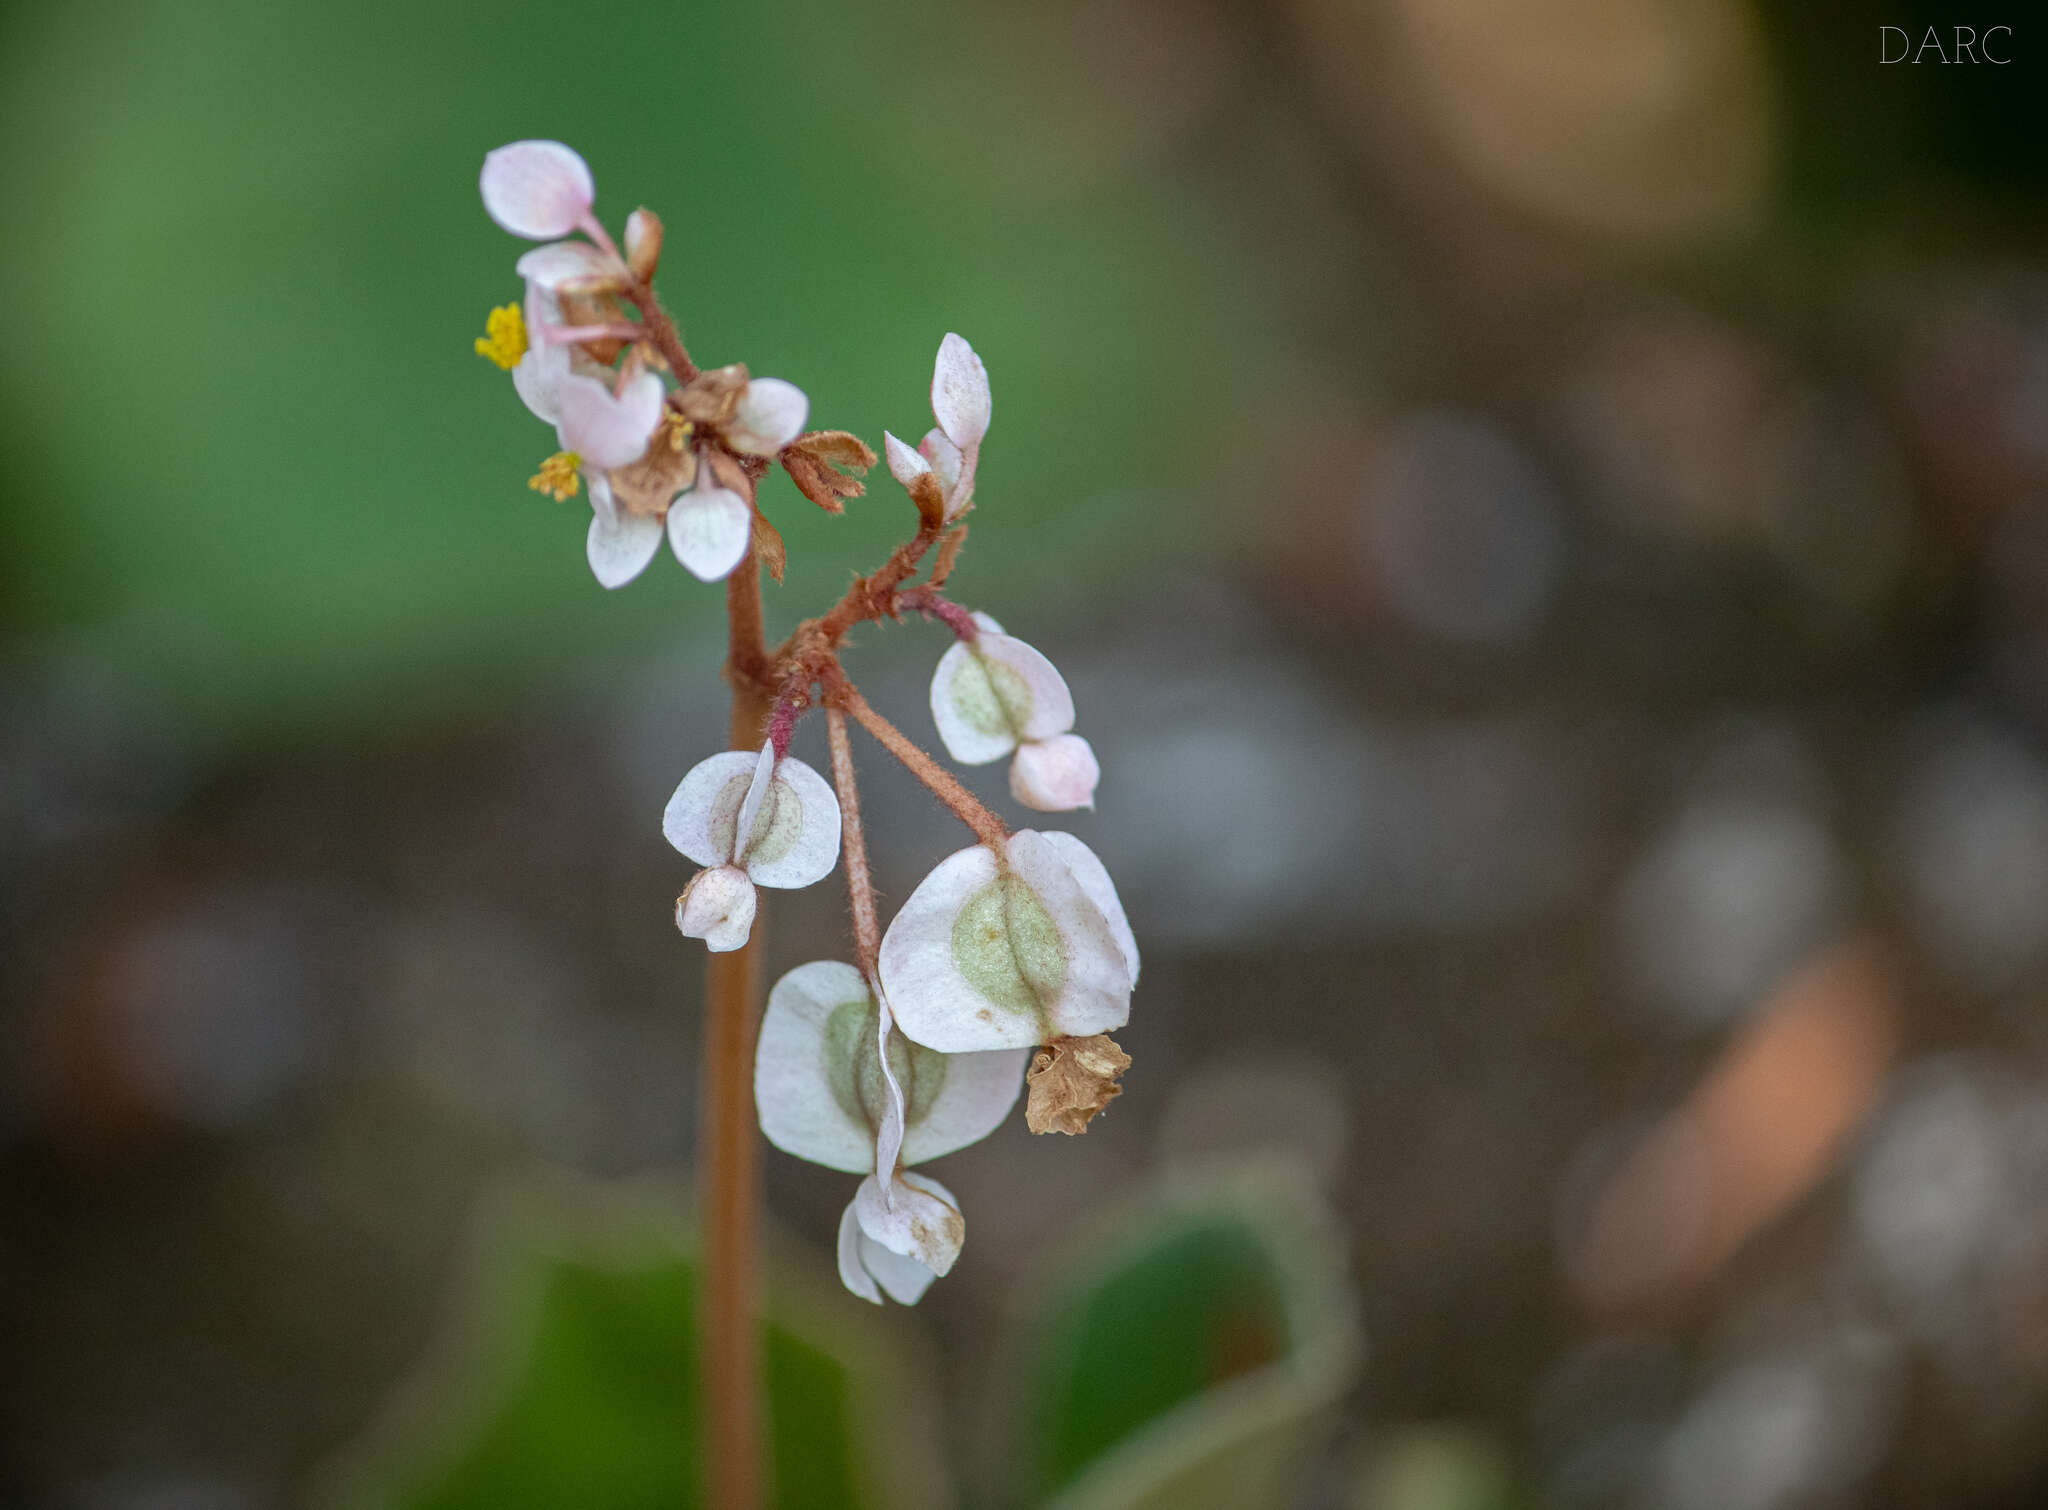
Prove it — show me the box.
[474,303,528,370]
[529,451,582,502]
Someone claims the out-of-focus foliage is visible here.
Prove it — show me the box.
[1010,1163,1358,1510]
[317,1179,948,1510]
[0,0,1267,739]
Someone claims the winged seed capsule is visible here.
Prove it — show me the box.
[879,830,1138,1054]
[755,960,1027,1303]
[929,612,1100,812]
[664,744,841,953]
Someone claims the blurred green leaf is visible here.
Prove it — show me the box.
[0,0,1273,742]
[1010,1162,1360,1510]
[1353,1426,1525,1510]
[316,1175,948,1510]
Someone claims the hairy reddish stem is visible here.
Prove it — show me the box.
[896,585,979,641]
[704,550,772,1510]
[825,670,1009,849]
[626,276,700,384]
[826,706,882,983]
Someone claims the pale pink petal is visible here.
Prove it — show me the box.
[661,750,759,865]
[556,370,664,470]
[667,484,752,582]
[928,630,1075,765]
[737,754,841,890]
[930,332,990,450]
[755,961,878,1174]
[885,431,931,487]
[584,474,664,589]
[1009,733,1100,812]
[879,832,1134,1052]
[512,342,567,425]
[1037,829,1140,988]
[918,428,963,496]
[854,1170,963,1276]
[726,377,809,456]
[514,239,616,288]
[480,140,596,240]
[837,1200,883,1304]
[675,864,757,952]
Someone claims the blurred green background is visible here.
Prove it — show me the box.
[6,0,2048,1506]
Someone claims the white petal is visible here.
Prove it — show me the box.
[661,750,760,865]
[584,475,663,589]
[1009,733,1100,812]
[511,339,569,426]
[667,484,752,582]
[899,1039,1028,1166]
[1036,830,1139,988]
[755,961,880,1174]
[918,428,963,495]
[858,1230,938,1305]
[928,631,1075,765]
[675,865,757,952]
[878,832,1134,1052]
[837,1200,883,1305]
[884,431,931,486]
[480,140,596,240]
[514,239,615,288]
[737,753,841,890]
[873,989,909,1181]
[854,1170,963,1276]
[557,370,665,469]
[930,333,990,451]
[726,377,809,456]
[734,742,777,861]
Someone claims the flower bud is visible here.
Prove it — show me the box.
[624,207,663,280]
[676,864,757,953]
[837,1198,938,1306]
[1009,733,1099,811]
[854,1169,964,1276]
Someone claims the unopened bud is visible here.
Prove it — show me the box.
[625,207,664,280]
[676,864,757,952]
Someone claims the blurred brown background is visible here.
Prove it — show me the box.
[3,0,2046,1504]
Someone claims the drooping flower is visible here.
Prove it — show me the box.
[879,829,1138,1053]
[664,462,755,584]
[664,744,842,952]
[753,959,1027,1303]
[929,612,1099,812]
[885,333,989,521]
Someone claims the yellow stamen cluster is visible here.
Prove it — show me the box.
[529,451,583,502]
[474,303,528,370]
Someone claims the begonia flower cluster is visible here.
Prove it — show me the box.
[478,140,1139,1306]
